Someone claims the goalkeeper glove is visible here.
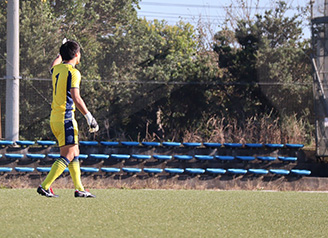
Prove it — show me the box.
[84,112,99,133]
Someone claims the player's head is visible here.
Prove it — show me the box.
[60,40,81,64]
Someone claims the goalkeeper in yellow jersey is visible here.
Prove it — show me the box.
[37,40,99,198]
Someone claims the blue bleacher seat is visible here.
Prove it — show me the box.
[36,167,52,173]
[143,168,163,174]
[174,155,193,161]
[122,167,142,173]
[290,169,311,176]
[26,154,46,160]
[227,168,247,175]
[215,155,234,161]
[153,155,172,160]
[236,156,256,161]
[131,154,152,160]
[285,144,304,149]
[79,141,98,146]
[142,142,161,147]
[269,169,290,175]
[183,142,202,147]
[37,140,56,146]
[224,143,243,148]
[206,168,226,175]
[185,168,205,174]
[111,154,130,160]
[78,154,88,160]
[265,143,284,148]
[15,167,34,172]
[278,156,297,162]
[16,140,35,146]
[257,156,276,162]
[164,168,184,174]
[195,155,214,161]
[248,169,269,175]
[5,153,24,159]
[121,141,140,146]
[0,141,14,146]
[0,167,12,172]
[47,154,61,159]
[100,141,120,146]
[88,154,110,160]
[80,167,99,173]
[203,142,222,148]
[101,167,121,173]
[162,142,181,147]
[245,143,263,148]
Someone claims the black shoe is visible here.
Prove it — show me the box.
[74,190,96,198]
[37,185,59,198]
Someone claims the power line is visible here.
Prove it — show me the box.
[139,10,226,19]
[139,14,226,21]
[139,11,197,17]
[139,1,301,10]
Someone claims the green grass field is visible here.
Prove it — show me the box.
[0,189,327,238]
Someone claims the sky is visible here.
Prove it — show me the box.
[137,0,311,40]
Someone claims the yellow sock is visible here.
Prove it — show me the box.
[41,156,69,190]
[68,157,84,191]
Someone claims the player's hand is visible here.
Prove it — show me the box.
[84,112,99,133]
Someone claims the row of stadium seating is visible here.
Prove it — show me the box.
[0,140,304,149]
[0,166,311,176]
[0,153,298,162]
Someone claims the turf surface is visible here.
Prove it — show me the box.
[0,189,327,237]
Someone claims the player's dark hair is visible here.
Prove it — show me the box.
[60,41,80,61]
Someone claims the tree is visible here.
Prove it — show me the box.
[213,1,312,122]
[0,0,313,142]
[1,0,219,140]
[86,19,219,140]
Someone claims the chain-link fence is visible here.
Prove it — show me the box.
[0,77,315,144]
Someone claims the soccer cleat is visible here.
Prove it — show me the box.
[37,185,59,198]
[74,190,96,198]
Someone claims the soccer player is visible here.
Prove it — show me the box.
[37,40,99,198]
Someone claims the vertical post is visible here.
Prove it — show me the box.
[5,0,19,141]
[0,100,2,139]
[319,0,328,97]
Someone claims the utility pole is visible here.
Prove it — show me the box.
[5,0,19,141]
[0,100,2,139]
[311,0,328,156]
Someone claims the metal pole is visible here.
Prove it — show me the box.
[0,100,2,139]
[5,0,19,141]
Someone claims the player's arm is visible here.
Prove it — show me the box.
[50,39,67,72]
[71,88,88,115]
[50,54,62,69]
[49,54,62,74]
[71,88,99,133]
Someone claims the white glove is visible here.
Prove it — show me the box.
[84,112,99,133]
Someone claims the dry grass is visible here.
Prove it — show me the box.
[1,174,327,192]
[176,114,314,145]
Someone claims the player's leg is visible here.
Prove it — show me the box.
[64,119,95,197]
[68,156,84,192]
[38,120,77,197]
[68,151,95,197]
[63,119,84,191]
[40,152,71,190]
[68,153,95,197]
